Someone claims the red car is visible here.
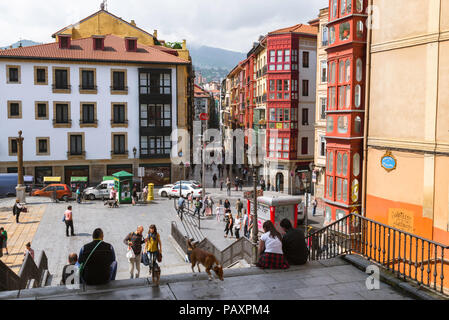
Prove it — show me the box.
[32,184,72,201]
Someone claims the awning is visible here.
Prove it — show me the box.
[102,176,115,181]
[44,177,61,183]
[70,177,88,183]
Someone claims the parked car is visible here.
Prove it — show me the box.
[168,184,202,198]
[83,180,115,200]
[158,184,174,198]
[0,174,34,197]
[173,180,201,188]
[32,184,72,201]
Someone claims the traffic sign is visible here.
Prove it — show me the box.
[199,113,209,121]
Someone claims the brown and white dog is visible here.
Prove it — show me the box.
[188,240,224,281]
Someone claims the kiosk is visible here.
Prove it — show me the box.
[248,196,302,233]
[112,171,133,204]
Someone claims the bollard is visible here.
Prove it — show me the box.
[147,183,154,202]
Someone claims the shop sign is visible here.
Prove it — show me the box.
[381,151,397,172]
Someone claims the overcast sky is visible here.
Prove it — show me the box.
[0,0,328,53]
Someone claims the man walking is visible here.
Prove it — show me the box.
[64,206,75,237]
[124,226,145,279]
[12,199,24,223]
[212,174,218,188]
[312,199,318,216]
[226,177,231,196]
[177,196,185,219]
[194,197,202,217]
[236,198,243,216]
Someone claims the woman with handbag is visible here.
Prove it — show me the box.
[124,226,145,279]
[145,224,162,276]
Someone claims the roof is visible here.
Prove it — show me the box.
[112,171,133,178]
[269,23,318,36]
[52,10,155,40]
[0,35,189,65]
[194,84,211,98]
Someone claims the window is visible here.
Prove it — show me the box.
[329,61,336,84]
[342,179,348,201]
[54,68,69,90]
[284,49,290,63]
[140,136,171,156]
[328,151,334,173]
[342,153,348,176]
[94,37,104,50]
[345,60,351,82]
[112,104,127,125]
[37,138,49,155]
[302,108,309,126]
[340,0,346,15]
[302,80,309,96]
[140,104,171,127]
[322,27,328,46]
[269,50,275,63]
[337,153,342,175]
[327,116,334,133]
[320,61,327,83]
[70,135,83,155]
[277,50,283,63]
[139,72,171,95]
[8,101,21,118]
[346,0,352,13]
[36,102,48,119]
[320,98,327,119]
[55,103,69,123]
[301,137,308,155]
[328,176,334,198]
[355,85,361,108]
[353,153,361,176]
[269,80,275,92]
[126,38,137,51]
[325,207,332,223]
[356,58,363,82]
[302,51,309,68]
[355,116,362,134]
[337,116,349,134]
[113,134,126,155]
[339,22,351,41]
[329,87,336,109]
[336,177,342,200]
[357,21,364,38]
[6,65,20,83]
[329,27,336,45]
[339,86,345,108]
[81,104,96,124]
[111,70,127,92]
[34,66,47,85]
[339,60,345,83]
[80,69,95,90]
[320,136,326,157]
[332,0,338,18]
[356,0,363,12]
[9,138,18,155]
[292,50,298,62]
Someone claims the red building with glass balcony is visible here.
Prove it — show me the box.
[324,0,367,222]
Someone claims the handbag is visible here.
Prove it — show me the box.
[157,252,162,263]
[141,251,150,266]
[126,247,135,260]
[62,214,66,222]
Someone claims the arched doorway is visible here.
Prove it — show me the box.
[276,172,284,192]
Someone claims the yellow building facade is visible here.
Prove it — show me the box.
[364,0,449,245]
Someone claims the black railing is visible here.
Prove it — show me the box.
[52,84,71,90]
[67,151,85,157]
[79,119,98,125]
[110,120,128,125]
[79,85,98,91]
[110,86,128,92]
[307,213,449,296]
[53,119,72,125]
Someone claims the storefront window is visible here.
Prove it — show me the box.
[337,116,348,133]
[355,116,362,134]
[356,58,363,82]
[353,153,360,177]
[327,116,334,132]
[330,27,336,45]
[355,85,361,108]
[339,22,350,41]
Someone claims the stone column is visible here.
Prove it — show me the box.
[16,130,26,203]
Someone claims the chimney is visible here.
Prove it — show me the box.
[130,20,136,26]
[153,30,158,38]
[58,34,72,49]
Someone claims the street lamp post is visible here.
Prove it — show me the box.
[251,164,261,265]
[16,130,26,203]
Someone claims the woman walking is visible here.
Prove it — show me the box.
[0,228,8,255]
[132,187,138,206]
[257,220,289,270]
[145,224,162,276]
[224,211,234,238]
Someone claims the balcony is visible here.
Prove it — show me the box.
[67,151,86,160]
[52,84,71,93]
[111,150,129,159]
[79,85,98,94]
[79,119,98,128]
[110,85,129,95]
[52,119,72,128]
[111,120,128,128]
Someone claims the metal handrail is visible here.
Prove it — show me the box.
[306,213,449,296]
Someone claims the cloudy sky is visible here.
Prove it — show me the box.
[0,0,328,53]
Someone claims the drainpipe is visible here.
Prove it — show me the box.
[361,0,374,216]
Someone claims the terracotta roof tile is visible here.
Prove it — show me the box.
[269,23,318,36]
[194,85,211,98]
[0,35,189,64]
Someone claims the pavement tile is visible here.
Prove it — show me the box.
[302,275,342,287]
[294,285,337,298]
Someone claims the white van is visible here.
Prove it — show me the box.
[83,180,115,200]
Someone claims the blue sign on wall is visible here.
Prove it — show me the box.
[381,152,397,172]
